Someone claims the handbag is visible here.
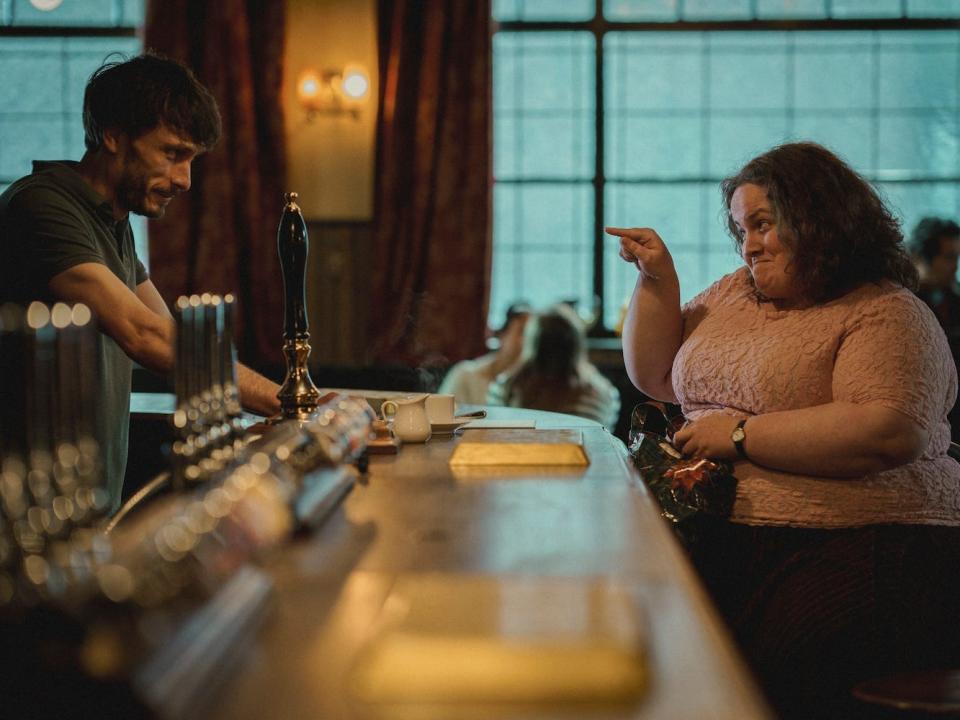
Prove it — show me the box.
[627,403,738,527]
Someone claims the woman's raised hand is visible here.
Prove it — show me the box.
[605,226,676,282]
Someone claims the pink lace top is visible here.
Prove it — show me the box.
[674,267,960,528]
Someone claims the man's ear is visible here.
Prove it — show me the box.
[101,128,125,155]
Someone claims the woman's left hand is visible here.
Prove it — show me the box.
[672,414,742,460]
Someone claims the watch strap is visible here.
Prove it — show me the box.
[732,418,748,460]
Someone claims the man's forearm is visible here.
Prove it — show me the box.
[236,363,281,417]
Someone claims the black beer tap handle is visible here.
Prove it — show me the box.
[278,192,310,342]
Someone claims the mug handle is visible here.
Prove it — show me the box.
[381,400,398,420]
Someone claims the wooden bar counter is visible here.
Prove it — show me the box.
[187,405,772,719]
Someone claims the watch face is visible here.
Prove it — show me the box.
[732,427,746,442]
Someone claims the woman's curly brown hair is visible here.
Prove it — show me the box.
[720,142,918,303]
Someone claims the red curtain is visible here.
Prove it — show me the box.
[145,0,286,369]
[368,0,492,366]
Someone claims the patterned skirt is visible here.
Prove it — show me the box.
[688,522,960,720]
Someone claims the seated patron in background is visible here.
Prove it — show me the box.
[438,302,531,405]
[0,54,280,510]
[909,216,960,439]
[487,304,620,430]
[609,142,960,719]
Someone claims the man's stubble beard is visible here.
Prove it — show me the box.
[116,168,165,219]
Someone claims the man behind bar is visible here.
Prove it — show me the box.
[0,53,280,509]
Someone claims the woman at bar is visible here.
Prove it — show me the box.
[487,303,620,430]
[609,142,960,719]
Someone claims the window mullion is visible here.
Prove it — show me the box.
[592,4,605,332]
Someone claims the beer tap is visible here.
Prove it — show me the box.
[276,192,321,420]
[221,294,245,448]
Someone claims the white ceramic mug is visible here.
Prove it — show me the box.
[425,393,456,424]
[380,394,431,443]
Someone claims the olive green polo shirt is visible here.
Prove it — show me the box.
[0,160,149,511]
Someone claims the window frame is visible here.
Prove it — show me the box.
[491,1,960,334]
[0,2,144,255]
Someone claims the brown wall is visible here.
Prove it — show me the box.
[305,220,373,365]
[284,1,377,367]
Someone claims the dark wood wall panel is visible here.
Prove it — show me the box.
[305,220,373,367]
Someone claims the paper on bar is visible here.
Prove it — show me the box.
[349,575,648,707]
[449,429,589,467]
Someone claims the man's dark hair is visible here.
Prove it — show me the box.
[83,52,221,152]
[720,141,918,303]
[909,217,960,263]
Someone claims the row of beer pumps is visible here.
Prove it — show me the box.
[0,192,372,615]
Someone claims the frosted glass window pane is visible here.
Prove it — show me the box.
[0,117,67,177]
[794,37,874,110]
[789,113,874,173]
[907,0,960,17]
[0,34,142,184]
[489,247,524,328]
[519,247,593,308]
[493,0,594,21]
[709,116,790,176]
[496,113,594,180]
[878,182,960,243]
[494,184,592,248]
[531,115,589,178]
[9,0,125,26]
[494,116,520,178]
[683,0,752,20]
[604,183,704,248]
[709,34,789,111]
[490,183,593,326]
[878,36,959,109]
[756,0,827,18]
[131,216,147,270]
[493,33,594,112]
[605,33,703,111]
[0,50,63,113]
[606,114,701,179]
[831,0,901,18]
[119,0,143,25]
[877,113,960,178]
[673,250,708,305]
[604,0,678,21]
[493,32,594,180]
[706,251,744,285]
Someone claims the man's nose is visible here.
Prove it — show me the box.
[172,161,191,192]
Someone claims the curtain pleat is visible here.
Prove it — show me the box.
[145,0,287,369]
[368,0,492,366]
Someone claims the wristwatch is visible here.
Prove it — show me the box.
[731,418,748,460]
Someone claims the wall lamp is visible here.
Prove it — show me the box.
[297,65,370,121]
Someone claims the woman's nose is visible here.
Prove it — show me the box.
[742,230,761,257]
